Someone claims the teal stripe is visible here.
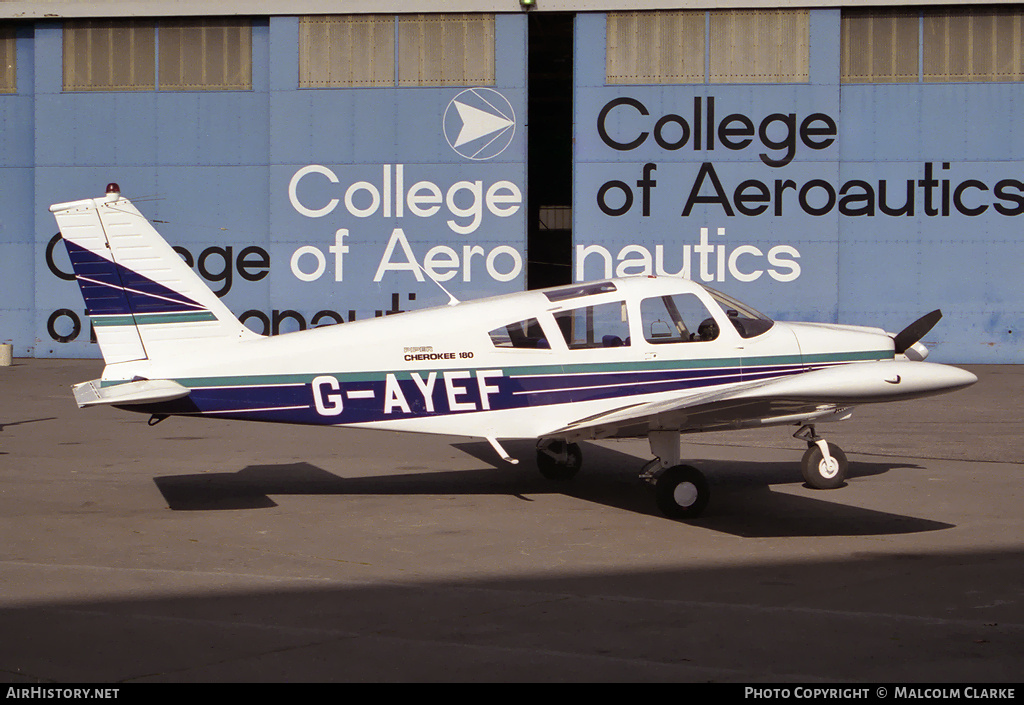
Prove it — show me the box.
[755,350,894,366]
[92,311,217,326]
[170,349,893,389]
[91,315,136,327]
[136,311,217,325]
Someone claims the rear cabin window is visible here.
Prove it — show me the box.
[554,301,631,349]
[488,318,550,349]
[641,294,721,343]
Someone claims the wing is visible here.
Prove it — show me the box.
[541,360,976,441]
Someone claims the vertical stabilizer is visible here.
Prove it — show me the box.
[51,184,257,364]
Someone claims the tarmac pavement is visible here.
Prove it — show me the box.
[0,359,1021,682]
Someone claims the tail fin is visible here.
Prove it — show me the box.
[51,184,257,364]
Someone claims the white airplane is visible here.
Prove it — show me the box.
[52,184,977,519]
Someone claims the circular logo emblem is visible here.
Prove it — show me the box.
[443,88,516,160]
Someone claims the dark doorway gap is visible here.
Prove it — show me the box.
[526,12,574,290]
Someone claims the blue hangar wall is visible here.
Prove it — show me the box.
[5,9,1024,363]
[2,15,526,358]
[574,10,1024,364]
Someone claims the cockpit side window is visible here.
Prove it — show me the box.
[553,300,631,349]
[704,287,775,338]
[641,294,720,343]
[488,318,550,349]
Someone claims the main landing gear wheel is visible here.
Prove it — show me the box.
[800,442,848,489]
[654,465,709,520]
[536,441,582,481]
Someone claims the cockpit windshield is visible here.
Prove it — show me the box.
[703,286,775,339]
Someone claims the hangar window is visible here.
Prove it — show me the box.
[923,7,1024,82]
[606,9,809,84]
[158,19,252,91]
[607,10,705,84]
[842,7,1024,83]
[63,20,156,91]
[708,10,809,83]
[398,14,495,86]
[841,9,919,83]
[554,301,631,350]
[299,15,395,87]
[0,25,15,93]
[298,14,495,88]
[63,19,251,91]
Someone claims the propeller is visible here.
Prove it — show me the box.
[893,309,942,356]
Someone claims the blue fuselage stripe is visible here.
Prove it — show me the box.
[133,353,889,425]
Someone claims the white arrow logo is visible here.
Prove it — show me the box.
[443,88,516,160]
[452,100,514,148]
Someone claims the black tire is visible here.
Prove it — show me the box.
[655,465,709,520]
[800,442,848,489]
[537,441,582,481]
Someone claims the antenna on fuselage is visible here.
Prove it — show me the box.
[412,258,460,306]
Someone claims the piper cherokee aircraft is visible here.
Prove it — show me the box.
[52,184,977,519]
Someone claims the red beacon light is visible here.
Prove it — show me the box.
[106,183,121,195]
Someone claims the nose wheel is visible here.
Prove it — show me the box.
[795,425,848,489]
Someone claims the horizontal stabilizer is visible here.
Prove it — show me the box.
[72,378,191,409]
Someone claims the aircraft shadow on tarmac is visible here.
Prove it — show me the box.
[0,417,57,455]
[0,417,57,431]
[152,439,952,538]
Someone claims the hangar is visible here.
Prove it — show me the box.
[2,1,1022,361]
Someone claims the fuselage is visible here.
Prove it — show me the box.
[105,276,909,440]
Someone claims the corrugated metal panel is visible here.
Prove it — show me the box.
[606,10,704,85]
[159,19,251,90]
[841,9,918,83]
[299,15,394,88]
[709,9,809,83]
[0,24,15,93]
[606,9,810,85]
[63,20,155,91]
[924,7,1024,82]
[396,14,494,87]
